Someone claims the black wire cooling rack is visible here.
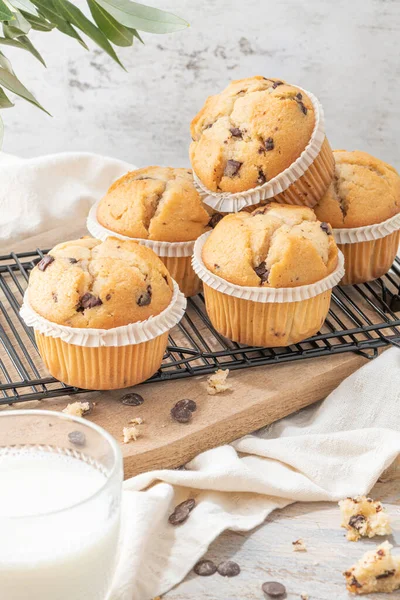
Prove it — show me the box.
[1,248,400,405]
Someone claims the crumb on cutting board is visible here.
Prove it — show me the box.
[207,369,231,395]
[123,426,141,444]
[339,495,391,542]
[292,538,307,552]
[129,417,144,425]
[300,594,309,600]
[344,541,400,594]
[62,401,91,417]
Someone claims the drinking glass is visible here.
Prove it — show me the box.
[0,409,123,600]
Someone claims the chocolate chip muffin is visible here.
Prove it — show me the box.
[314,150,400,285]
[202,203,338,287]
[28,236,173,328]
[22,236,185,390]
[193,203,342,347]
[191,77,315,194]
[97,166,212,242]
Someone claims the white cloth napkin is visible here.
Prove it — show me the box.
[1,153,399,600]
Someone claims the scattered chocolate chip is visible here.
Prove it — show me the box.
[257,168,266,185]
[265,137,274,151]
[106,293,112,301]
[52,292,58,303]
[194,560,217,577]
[320,222,331,235]
[68,430,86,447]
[262,581,287,598]
[175,498,196,512]
[350,577,362,589]
[272,80,284,89]
[208,213,223,228]
[376,570,396,579]
[229,127,242,138]
[254,261,269,284]
[171,402,193,424]
[121,392,144,406]
[168,505,190,525]
[69,257,78,264]
[217,560,240,577]
[224,160,242,178]
[137,285,152,307]
[174,399,197,413]
[349,514,366,531]
[38,255,54,271]
[79,293,103,310]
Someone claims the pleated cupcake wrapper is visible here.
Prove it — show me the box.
[20,280,186,348]
[192,87,326,213]
[192,231,345,304]
[87,200,195,258]
[333,212,400,245]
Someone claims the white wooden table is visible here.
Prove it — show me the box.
[166,479,400,599]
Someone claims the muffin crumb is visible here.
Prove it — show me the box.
[344,541,400,594]
[62,401,91,417]
[339,496,391,542]
[123,426,141,444]
[207,369,231,395]
[292,538,307,552]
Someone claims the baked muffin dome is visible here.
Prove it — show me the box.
[28,236,173,328]
[202,203,338,287]
[314,150,400,228]
[190,76,315,193]
[97,166,212,243]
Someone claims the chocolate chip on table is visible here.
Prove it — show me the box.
[193,560,217,577]
[254,261,269,284]
[174,399,197,413]
[68,430,86,447]
[320,222,331,235]
[224,160,242,178]
[38,254,54,271]
[257,168,267,185]
[208,213,223,229]
[265,137,274,151]
[217,560,241,577]
[262,581,287,598]
[137,285,152,307]
[230,127,242,138]
[121,392,144,406]
[170,403,193,424]
[168,504,190,526]
[79,293,103,310]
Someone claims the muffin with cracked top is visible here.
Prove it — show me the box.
[314,150,400,285]
[91,166,218,297]
[22,236,185,390]
[190,76,334,208]
[193,203,342,347]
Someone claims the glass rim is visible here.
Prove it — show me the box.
[0,409,123,520]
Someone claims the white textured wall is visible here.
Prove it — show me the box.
[2,0,400,170]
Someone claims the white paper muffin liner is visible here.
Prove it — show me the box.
[192,231,345,303]
[87,200,196,258]
[192,87,326,212]
[20,280,186,348]
[333,212,400,245]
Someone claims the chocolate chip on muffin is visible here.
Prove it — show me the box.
[224,160,242,178]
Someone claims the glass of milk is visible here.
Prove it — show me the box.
[0,409,123,600]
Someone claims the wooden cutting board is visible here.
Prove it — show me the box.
[0,226,377,478]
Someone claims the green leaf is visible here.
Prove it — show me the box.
[132,27,143,43]
[31,0,89,48]
[0,64,49,113]
[3,8,32,36]
[52,0,124,67]
[0,50,14,72]
[88,0,133,47]
[9,0,38,16]
[95,0,188,34]
[0,1,13,21]
[20,10,54,31]
[0,85,13,107]
[0,34,46,65]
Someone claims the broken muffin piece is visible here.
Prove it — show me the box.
[207,369,231,395]
[344,541,400,595]
[62,401,91,418]
[339,496,391,542]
